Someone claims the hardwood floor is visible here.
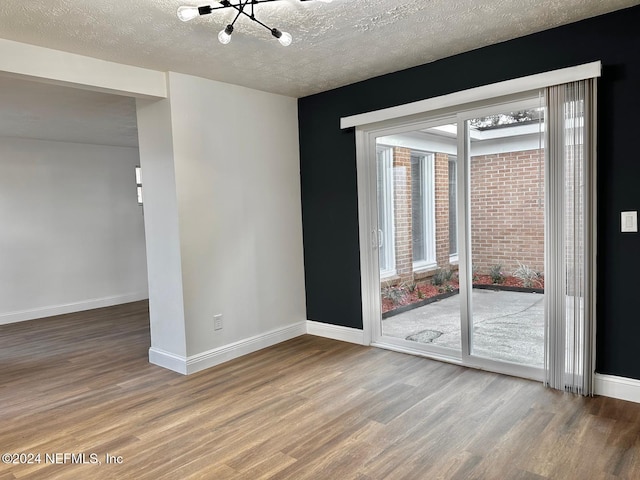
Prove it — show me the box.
[1,301,640,479]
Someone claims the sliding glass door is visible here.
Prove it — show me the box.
[353,65,598,386]
[375,121,462,358]
[465,104,545,371]
[367,96,546,379]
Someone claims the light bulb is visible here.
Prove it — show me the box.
[218,25,233,45]
[177,6,200,22]
[278,31,292,47]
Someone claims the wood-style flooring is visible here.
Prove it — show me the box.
[1,301,640,479]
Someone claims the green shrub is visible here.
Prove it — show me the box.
[432,268,453,286]
[381,285,405,305]
[472,264,479,282]
[513,261,541,288]
[489,264,505,284]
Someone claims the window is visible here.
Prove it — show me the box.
[135,166,143,205]
[448,156,458,259]
[411,152,435,269]
[376,147,395,277]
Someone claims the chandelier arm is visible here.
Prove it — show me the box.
[180,0,303,44]
[228,0,251,27]
[208,0,283,11]
[243,11,276,33]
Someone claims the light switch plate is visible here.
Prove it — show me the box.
[621,211,638,233]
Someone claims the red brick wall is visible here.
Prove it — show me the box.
[434,153,451,269]
[386,148,455,286]
[392,147,413,280]
[381,146,544,286]
[470,149,544,275]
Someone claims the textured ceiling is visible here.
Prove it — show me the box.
[0,0,638,98]
[0,0,638,148]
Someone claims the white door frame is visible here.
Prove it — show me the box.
[355,95,545,380]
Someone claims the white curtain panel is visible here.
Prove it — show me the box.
[544,79,597,395]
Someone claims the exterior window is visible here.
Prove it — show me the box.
[448,156,458,259]
[411,153,436,268]
[135,166,143,205]
[377,147,395,277]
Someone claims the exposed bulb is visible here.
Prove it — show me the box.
[277,31,292,47]
[218,25,233,45]
[177,6,200,22]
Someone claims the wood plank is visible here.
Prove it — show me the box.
[2,301,640,479]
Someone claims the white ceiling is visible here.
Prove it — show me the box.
[0,0,638,147]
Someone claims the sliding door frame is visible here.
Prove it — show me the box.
[356,94,546,380]
[456,97,545,380]
[352,62,601,383]
[356,113,461,360]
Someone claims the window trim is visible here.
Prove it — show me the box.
[376,146,396,278]
[448,155,458,258]
[341,62,600,129]
[411,151,436,270]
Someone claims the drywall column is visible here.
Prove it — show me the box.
[167,72,306,365]
[136,97,188,369]
[136,73,305,375]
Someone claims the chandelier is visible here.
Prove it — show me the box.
[177,0,332,46]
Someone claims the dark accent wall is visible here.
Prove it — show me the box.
[299,6,640,380]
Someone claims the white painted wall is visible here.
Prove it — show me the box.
[0,137,148,324]
[136,97,188,359]
[0,38,167,98]
[166,72,306,359]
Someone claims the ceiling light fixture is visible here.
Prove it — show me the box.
[177,0,332,46]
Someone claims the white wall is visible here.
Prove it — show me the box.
[168,72,306,358]
[136,97,187,359]
[0,137,148,324]
[139,72,306,372]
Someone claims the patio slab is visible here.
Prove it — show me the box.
[382,289,545,367]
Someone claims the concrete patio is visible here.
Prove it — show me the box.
[382,289,545,367]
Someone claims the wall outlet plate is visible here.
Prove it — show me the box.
[214,314,223,331]
[621,211,638,233]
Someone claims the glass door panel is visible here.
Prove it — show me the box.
[466,109,545,368]
[376,124,461,354]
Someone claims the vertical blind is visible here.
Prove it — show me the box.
[545,79,597,395]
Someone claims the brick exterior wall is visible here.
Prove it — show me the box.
[434,153,451,270]
[383,147,544,286]
[392,147,413,280]
[387,148,456,286]
[470,149,545,275]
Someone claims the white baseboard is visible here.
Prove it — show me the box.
[306,320,366,345]
[595,373,640,404]
[149,321,307,375]
[149,347,188,375]
[0,292,149,325]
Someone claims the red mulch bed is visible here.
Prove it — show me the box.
[381,281,459,314]
[382,275,544,314]
[474,274,544,289]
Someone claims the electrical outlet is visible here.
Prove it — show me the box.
[214,314,223,331]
